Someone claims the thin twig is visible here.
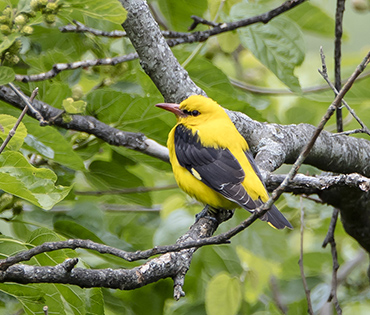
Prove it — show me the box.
[320,250,366,314]
[261,50,370,219]
[319,48,370,136]
[322,208,342,314]
[334,0,346,132]
[188,15,220,30]
[230,71,370,95]
[334,129,370,136]
[302,195,325,204]
[318,49,370,314]
[166,0,307,46]
[181,0,225,68]
[0,87,39,154]
[270,276,288,314]
[15,53,138,83]
[60,20,127,37]
[8,84,45,124]
[299,197,314,315]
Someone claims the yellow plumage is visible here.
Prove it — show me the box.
[156,95,292,229]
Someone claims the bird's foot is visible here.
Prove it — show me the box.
[195,206,234,224]
[195,205,218,224]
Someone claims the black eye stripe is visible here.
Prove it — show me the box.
[182,109,200,116]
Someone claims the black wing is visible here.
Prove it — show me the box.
[174,124,293,229]
[174,124,256,210]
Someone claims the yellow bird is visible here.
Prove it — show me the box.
[156,95,292,229]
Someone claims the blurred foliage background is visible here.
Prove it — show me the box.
[0,0,370,314]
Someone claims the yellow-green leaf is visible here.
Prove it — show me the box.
[217,31,240,54]
[63,0,127,25]
[0,66,15,85]
[0,114,27,151]
[205,272,242,315]
[0,151,71,210]
[236,246,281,303]
[62,98,87,114]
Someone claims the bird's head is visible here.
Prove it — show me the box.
[156,95,226,126]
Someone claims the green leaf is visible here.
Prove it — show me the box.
[285,2,335,37]
[217,31,240,54]
[205,272,242,315]
[85,288,105,315]
[231,3,304,92]
[0,104,85,171]
[0,67,15,85]
[54,220,104,243]
[84,152,152,206]
[153,209,194,245]
[157,0,208,31]
[62,0,127,25]
[0,151,72,210]
[62,98,87,114]
[0,33,21,55]
[55,285,86,315]
[0,283,55,315]
[23,122,85,171]
[86,89,169,142]
[0,236,29,259]
[0,114,27,151]
[236,246,281,303]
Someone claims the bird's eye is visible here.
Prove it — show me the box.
[182,109,200,116]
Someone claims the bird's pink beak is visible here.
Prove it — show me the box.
[156,103,184,117]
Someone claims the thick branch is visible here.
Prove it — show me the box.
[226,110,370,176]
[266,173,370,195]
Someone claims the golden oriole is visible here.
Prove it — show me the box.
[156,95,292,229]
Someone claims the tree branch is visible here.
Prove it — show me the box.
[0,216,218,296]
[267,173,370,195]
[0,85,169,162]
[15,53,138,83]
[165,0,306,46]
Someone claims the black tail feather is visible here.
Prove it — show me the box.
[260,204,293,230]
